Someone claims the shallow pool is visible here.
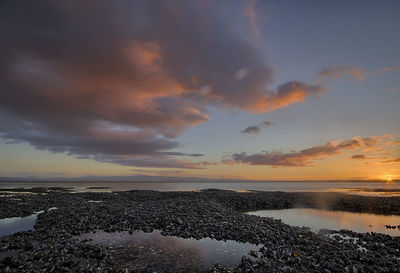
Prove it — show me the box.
[0,213,40,237]
[0,208,57,237]
[77,230,260,271]
[248,208,400,236]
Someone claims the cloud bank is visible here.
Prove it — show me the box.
[382,158,400,164]
[226,136,391,167]
[0,0,323,168]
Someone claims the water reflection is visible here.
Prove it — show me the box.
[77,230,260,271]
[248,208,400,236]
[341,188,400,197]
[0,208,57,237]
[0,213,40,237]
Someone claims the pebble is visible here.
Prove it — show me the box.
[0,189,399,272]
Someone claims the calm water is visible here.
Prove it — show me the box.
[78,230,260,271]
[1,181,399,196]
[0,212,40,237]
[0,208,57,237]
[248,208,400,236]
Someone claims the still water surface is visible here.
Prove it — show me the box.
[0,208,57,237]
[0,212,40,237]
[248,208,400,236]
[78,230,260,271]
[1,181,399,196]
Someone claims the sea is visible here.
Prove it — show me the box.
[1,180,400,236]
[0,180,399,196]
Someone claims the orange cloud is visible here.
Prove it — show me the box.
[0,0,326,168]
[370,65,400,77]
[226,136,396,167]
[255,81,324,112]
[382,158,400,164]
[317,65,366,83]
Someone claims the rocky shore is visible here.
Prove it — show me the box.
[1,189,400,272]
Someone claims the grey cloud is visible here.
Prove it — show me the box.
[0,112,178,156]
[0,111,196,168]
[351,154,367,159]
[162,152,204,157]
[241,120,274,134]
[0,0,324,168]
[241,126,261,134]
[260,121,273,127]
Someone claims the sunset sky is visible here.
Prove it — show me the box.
[0,0,399,181]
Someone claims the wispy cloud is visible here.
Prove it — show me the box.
[260,121,273,127]
[317,63,400,83]
[317,65,366,83]
[161,152,204,157]
[351,154,369,159]
[382,158,400,164]
[130,169,188,177]
[10,172,66,178]
[225,136,394,167]
[371,65,400,77]
[243,0,260,39]
[93,154,212,169]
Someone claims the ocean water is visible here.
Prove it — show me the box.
[1,181,399,239]
[0,180,399,196]
[248,208,400,236]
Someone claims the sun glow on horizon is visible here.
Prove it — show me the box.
[381,174,395,183]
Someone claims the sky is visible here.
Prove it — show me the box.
[0,0,399,181]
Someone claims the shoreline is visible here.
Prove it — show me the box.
[1,189,400,272]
